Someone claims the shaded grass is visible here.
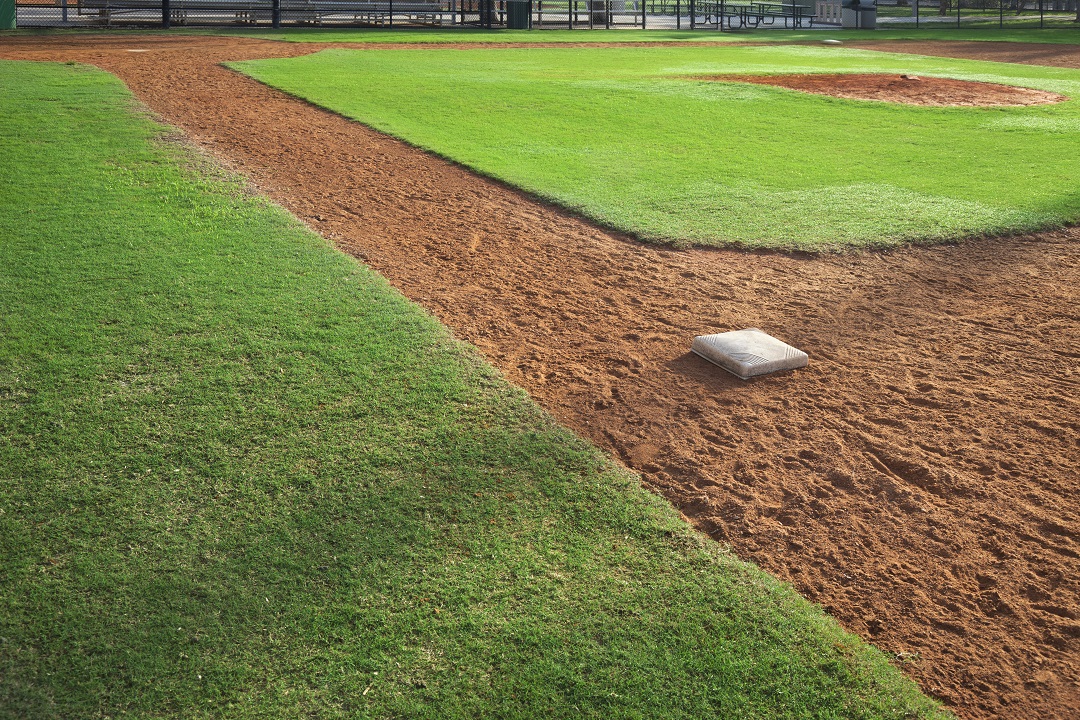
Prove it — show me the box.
[234,44,1080,249]
[0,60,951,719]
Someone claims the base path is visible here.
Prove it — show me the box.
[4,35,1077,720]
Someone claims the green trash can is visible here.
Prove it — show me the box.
[506,0,530,28]
[0,0,16,31]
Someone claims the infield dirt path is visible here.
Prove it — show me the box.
[3,35,1077,720]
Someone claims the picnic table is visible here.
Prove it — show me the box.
[705,0,814,28]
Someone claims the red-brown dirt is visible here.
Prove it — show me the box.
[848,38,1080,69]
[2,35,1077,720]
[705,72,1068,105]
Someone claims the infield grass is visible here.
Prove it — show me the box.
[0,60,952,719]
[235,44,1080,249]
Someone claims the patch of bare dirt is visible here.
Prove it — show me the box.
[2,35,1077,720]
[702,72,1067,106]
[845,39,1080,70]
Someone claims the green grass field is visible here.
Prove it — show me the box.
[5,21,1079,43]
[234,43,1080,249]
[0,59,951,718]
[219,26,1080,44]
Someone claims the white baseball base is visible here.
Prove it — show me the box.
[691,328,808,380]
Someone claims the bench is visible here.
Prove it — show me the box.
[76,0,156,20]
[76,0,264,23]
[172,0,264,23]
[74,0,445,24]
[280,0,445,24]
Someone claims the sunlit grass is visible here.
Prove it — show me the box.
[234,43,1080,249]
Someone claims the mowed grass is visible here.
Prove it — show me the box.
[6,22,1080,44]
[234,44,1080,249]
[0,60,950,719]
[225,26,1080,44]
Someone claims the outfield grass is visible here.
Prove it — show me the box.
[9,26,1078,46]
[234,44,1080,249]
[216,26,1080,44]
[0,59,951,718]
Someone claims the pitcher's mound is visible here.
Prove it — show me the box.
[702,73,1066,107]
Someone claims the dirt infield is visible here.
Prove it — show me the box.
[847,38,1080,69]
[3,35,1077,720]
[706,72,1068,105]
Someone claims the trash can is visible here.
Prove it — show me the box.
[841,0,875,27]
[506,0,531,28]
[857,0,876,28]
[0,0,16,30]
[588,0,606,25]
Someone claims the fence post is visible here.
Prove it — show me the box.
[690,0,694,26]
[162,0,170,28]
[676,0,680,26]
[272,0,280,27]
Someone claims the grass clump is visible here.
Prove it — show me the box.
[234,44,1080,250]
[0,59,952,718]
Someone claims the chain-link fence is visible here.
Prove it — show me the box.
[14,0,502,27]
[875,0,1079,27]
[11,0,1077,26]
